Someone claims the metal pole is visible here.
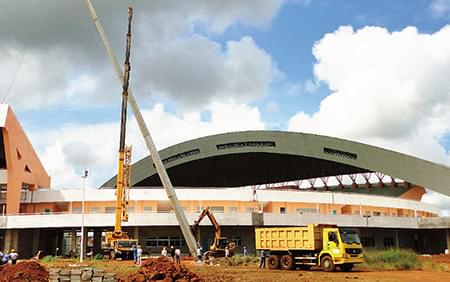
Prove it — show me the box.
[80,170,88,262]
[84,0,198,256]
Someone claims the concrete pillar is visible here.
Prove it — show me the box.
[133,226,139,243]
[81,228,88,260]
[71,228,77,256]
[394,230,399,248]
[446,229,450,254]
[31,229,40,256]
[4,229,19,252]
[93,229,102,255]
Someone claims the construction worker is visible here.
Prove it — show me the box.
[170,246,175,261]
[225,246,230,258]
[131,245,137,264]
[10,249,18,264]
[243,246,248,257]
[136,245,143,266]
[161,246,168,257]
[1,250,9,265]
[196,246,202,261]
[259,250,266,268]
[174,248,181,264]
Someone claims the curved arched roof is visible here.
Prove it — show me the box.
[102,131,450,197]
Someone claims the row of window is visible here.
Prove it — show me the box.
[144,236,243,248]
[57,206,417,216]
[361,237,395,248]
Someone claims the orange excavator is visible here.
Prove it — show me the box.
[191,207,236,258]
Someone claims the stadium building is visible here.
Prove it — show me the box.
[0,104,449,257]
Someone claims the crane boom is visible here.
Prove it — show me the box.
[113,6,133,236]
[85,0,198,256]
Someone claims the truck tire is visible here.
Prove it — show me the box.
[321,256,335,272]
[267,255,281,269]
[280,255,294,270]
[340,263,353,272]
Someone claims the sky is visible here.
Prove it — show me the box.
[1,0,450,214]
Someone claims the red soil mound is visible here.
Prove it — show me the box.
[122,257,204,282]
[0,261,49,282]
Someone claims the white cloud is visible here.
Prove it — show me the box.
[288,25,450,214]
[30,102,265,188]
[430,0,450,17]
[0,1,283,111]
[289,25,450,143]
[138,36,277,108]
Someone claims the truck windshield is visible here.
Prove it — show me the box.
[339,229,361,244]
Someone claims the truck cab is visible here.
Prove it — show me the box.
[319,227,364,271]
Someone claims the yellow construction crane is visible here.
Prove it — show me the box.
[104,7,137,260]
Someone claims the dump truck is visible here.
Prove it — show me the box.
[255,224,363,271]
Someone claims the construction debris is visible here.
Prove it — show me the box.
[0,261,49,282]
[122,257,204,282]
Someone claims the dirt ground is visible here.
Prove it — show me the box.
[39,254,450,282]
[188,264,450,282]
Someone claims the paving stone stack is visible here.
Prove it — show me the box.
[49,267,116,282]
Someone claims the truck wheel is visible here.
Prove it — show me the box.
[280,255,294,270]
[340,263,353,272]
[321,256,335,272]
[267,255,280,269]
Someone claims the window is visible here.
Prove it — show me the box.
[229,207,238,213]
[210,206,224,213]
[145,236,185,247]
[280,207,286,214]
[361,237,375,247]
[144,206,153,213]
[44,208,51,214]
[384,237,394,248]
[328,232,338,244]
[331,210,337,215]
[72,207,81,214]
[373,212,381,216]
[24,165,32,173]
[105,207,115,213]
[90,207,99,213]
[146,237,157,247]
[296,208,318,214]
[230,236,242,246]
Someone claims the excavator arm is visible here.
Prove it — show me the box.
[192,207,222,240]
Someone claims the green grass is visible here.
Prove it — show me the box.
[361,248,421,270]
[209,256,260,266]
[41,255,56,262]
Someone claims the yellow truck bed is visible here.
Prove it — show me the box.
[255,224,325,251]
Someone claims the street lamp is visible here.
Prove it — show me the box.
[80,169,88,263]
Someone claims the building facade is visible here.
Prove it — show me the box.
[0,104,449,258]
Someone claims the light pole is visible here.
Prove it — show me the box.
[80,169,88,262]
